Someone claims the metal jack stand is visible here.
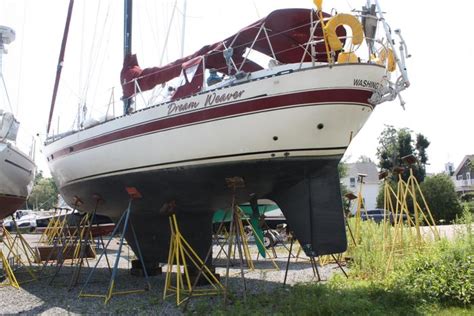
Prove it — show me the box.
[310,257,322,281]
[68,195,110,290]
[2,229,37,285]
[0,248,19,289]
[282,233,295,286]
[163,214,224,306]
[38,199,82,285]
[182,209,232,313]
[282,233,323,286]
[79,187,151,304]
[223,177,248,306]
[330,254,348,278]
[353,173,368,244]
[344,192,358,246]
[212,220,232,262]
[0,227,20,289]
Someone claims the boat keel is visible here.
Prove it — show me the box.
[268,160,347,257]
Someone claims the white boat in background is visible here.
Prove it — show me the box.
[44,1,410,270]
[3,209,38,232]
[0,26,36,220]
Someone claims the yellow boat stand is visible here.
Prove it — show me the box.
[163,214,225,306]
[69,197,107,290]
[1,226,20,289]
[213,207,279,271]
[238,210,280,270]
[383,164,440,274]
[1,223,37,284]
[353,173,369,244]
[0,248,19,289]
[38,201,84,285]
[79,189,151,304]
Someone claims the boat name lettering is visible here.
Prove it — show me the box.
[353,79,379,89]
[204,90,245,106]
[167,101,200,115]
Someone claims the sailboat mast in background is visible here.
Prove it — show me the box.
[46,0,75,135]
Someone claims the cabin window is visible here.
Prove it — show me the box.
[457,175,463,180]
[350,177,356,188]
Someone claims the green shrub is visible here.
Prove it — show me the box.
[391,239,473,305]
[463,201,474,213]
[420,174,463,224]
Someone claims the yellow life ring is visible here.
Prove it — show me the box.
[337,52,358,64]
[324,13,364,51]
[376,48,396,72]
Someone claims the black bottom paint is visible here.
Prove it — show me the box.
[60,156,347,268]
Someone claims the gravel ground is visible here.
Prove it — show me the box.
[1,234,345,315]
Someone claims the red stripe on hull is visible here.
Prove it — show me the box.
[0,194,26,219]
[50,88,372,160]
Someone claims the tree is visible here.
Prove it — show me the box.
[27,172,59,210]
[357,155,373,163]
[376,125,430,183]
[420,174,463,224]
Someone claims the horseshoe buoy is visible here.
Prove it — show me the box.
[324,13,364,51]
[376,47,396,72]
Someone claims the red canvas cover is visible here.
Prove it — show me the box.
[121,8,345,98]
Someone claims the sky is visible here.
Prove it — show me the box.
[0,0,473,176]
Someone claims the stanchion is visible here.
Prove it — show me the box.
[79,187,151,304]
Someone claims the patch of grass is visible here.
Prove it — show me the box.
[189,210,473,314]
[394,243,473,305]
[389,210,474,306]
[191,279,440,315]
[190,277,472,315]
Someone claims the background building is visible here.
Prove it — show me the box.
[341,161,381,212]
[451,154,474,197]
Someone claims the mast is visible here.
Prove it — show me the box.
[180,0,187,58]
[123,0,133,114]
[46,0,75,135]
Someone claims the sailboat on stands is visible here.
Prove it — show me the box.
[44,0,410,272]
[0,26,36,220]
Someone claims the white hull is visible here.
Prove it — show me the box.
[0,142,36,219]
[0,142,35,197]
[45,63,385,188]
